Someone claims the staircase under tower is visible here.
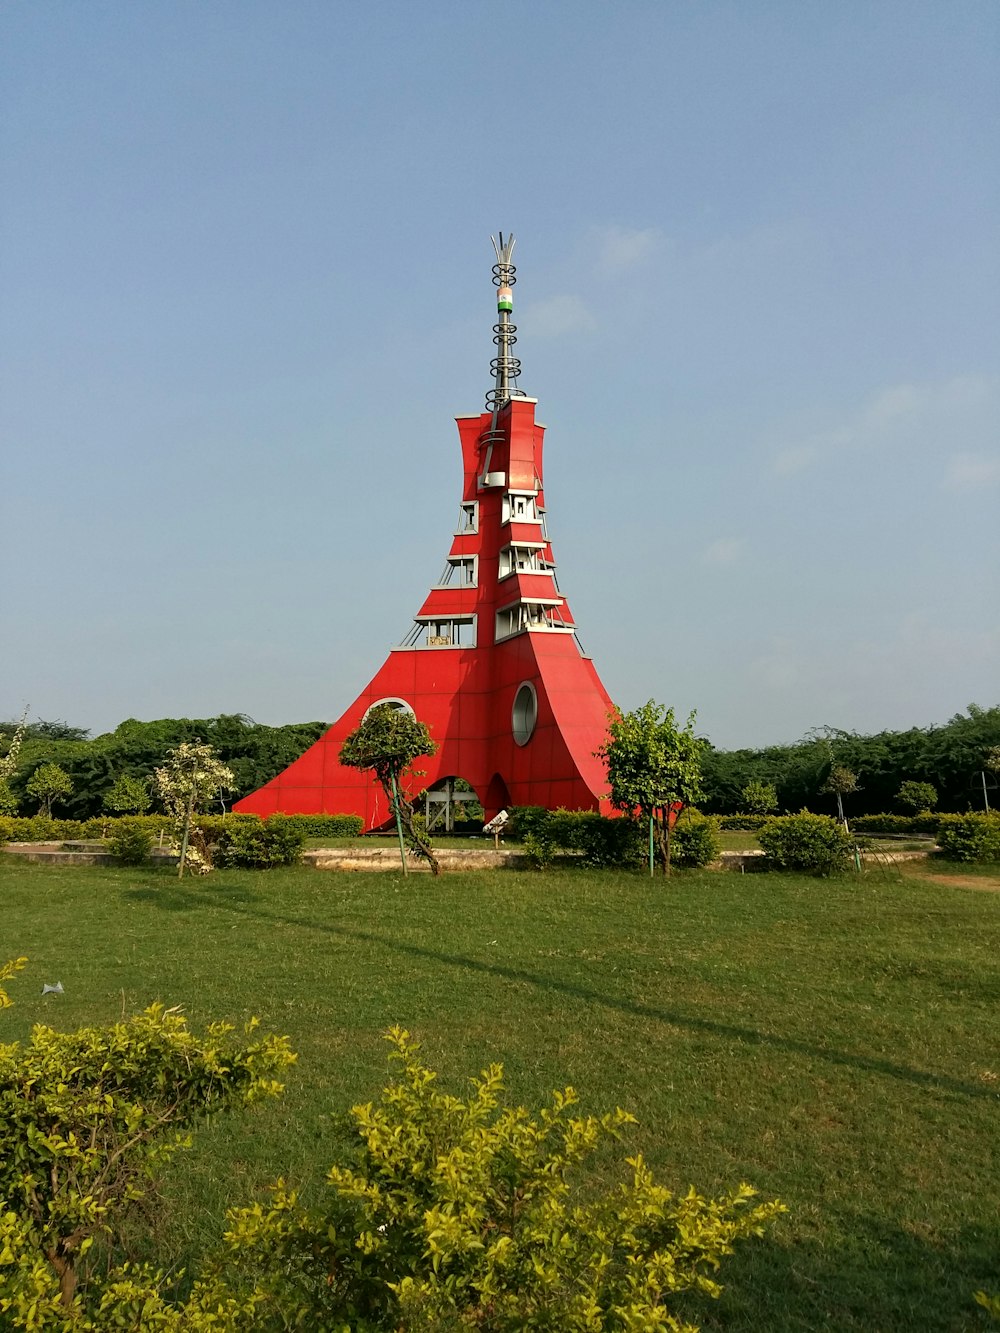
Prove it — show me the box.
[235,235,616,827]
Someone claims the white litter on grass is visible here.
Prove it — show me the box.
[41,982,64,996]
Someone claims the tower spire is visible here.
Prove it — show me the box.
[487,232,526,413]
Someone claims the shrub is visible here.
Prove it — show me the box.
[210,817,307,869]
[850,812,940,835]
[107,816,154,866]
[507,805,551,843]
[896,780,937,814]
[758,812,854,875]
[578,813,646,868]
[671,810,721,867]
[0,962,294,1319]
[719,814,768,831]
[221,1028,785,1331]
[522,831,555,869]
[936,813,1000,863]
[266,812,364,839]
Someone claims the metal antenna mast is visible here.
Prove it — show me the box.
[486,232,526,414]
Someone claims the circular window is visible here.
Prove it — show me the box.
[362,697,415,722]
[511,682,538,746]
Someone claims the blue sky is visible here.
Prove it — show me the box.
[2,1,998,748]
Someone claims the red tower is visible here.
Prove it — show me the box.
[235,236,615,828]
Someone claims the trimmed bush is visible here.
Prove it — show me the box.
[577,814,645,868]
[212,818,307,869]
[719,814,768,831]
[671,811,721,867]
[107,817,155,866]
[936,813,1000,863]
[264,812,364,839]
[849,813,940,835]
[757,812,854,875]
[507,805,551,843]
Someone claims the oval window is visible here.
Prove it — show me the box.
[511,682,538,746]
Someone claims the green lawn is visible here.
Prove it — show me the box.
[2,858,998,1330]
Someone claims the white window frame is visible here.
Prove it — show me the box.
[435,554,478,588]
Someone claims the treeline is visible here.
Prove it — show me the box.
[0,714,328,819]
[2,705,998,820]
[700,704,1000,816]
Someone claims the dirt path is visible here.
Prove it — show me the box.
[902,868,1000,893]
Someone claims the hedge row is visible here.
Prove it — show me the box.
[935,812,1000,863]
[718,812,942,834]
[0,812,365,847]
[507,807,720,869]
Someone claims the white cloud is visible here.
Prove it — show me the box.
[592,225,663,274]
[945,452,1000,489]
[772,444,820,476]
[770,374,999,477]
[702,537,744,565]
[520,294,597,339]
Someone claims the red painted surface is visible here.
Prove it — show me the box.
[235,397,616,826]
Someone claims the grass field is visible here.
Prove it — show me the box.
[2,857,998,1330]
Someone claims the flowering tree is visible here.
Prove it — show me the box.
[0,710,28,815]
[154,741,234,876]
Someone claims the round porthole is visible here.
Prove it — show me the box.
[511,682,538,746]
[362,697,415,721]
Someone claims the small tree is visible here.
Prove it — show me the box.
[0,711,27,815]
[154,741,234,876]
[340,705,440,874]
[821,764,859,828]
[741,779,778,815]
[597,701,705,875]
[25,761,73,817]
[103,771,152,815]
[896,780,937,815]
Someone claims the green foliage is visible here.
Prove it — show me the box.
[718,814,768,831]
[757,812,854,875]
[975,1290,1000,1321]
[156,742,235,876]
[895,779,937,814]
[670,811,721,868]
[0,963,295,1318]
[576,813,645,868]
[849,812,940,835]
[0,714,329,821]
[522,831,555,870]
[0,713,27,817]
[213,816,306,869]
[221,1028,785,1331]
[507,805,551,842]
[106,817,154,866]
[936,813,1000,863]
[25,762,74,818]
[598,701,706,874]
[740,780,778,815]
[0,780,18,816]
[265,812,364,839]
[103,772,151,815]
[340,705,440,874]
[701,705,1000,817]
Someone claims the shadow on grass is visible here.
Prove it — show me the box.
[123,869,261,910]
[685,1212,998,1332]
[122,886,996,1103]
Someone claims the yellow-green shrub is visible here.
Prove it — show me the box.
[221,1028,785,1331]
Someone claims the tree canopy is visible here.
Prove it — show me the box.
[597,701,705,874]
